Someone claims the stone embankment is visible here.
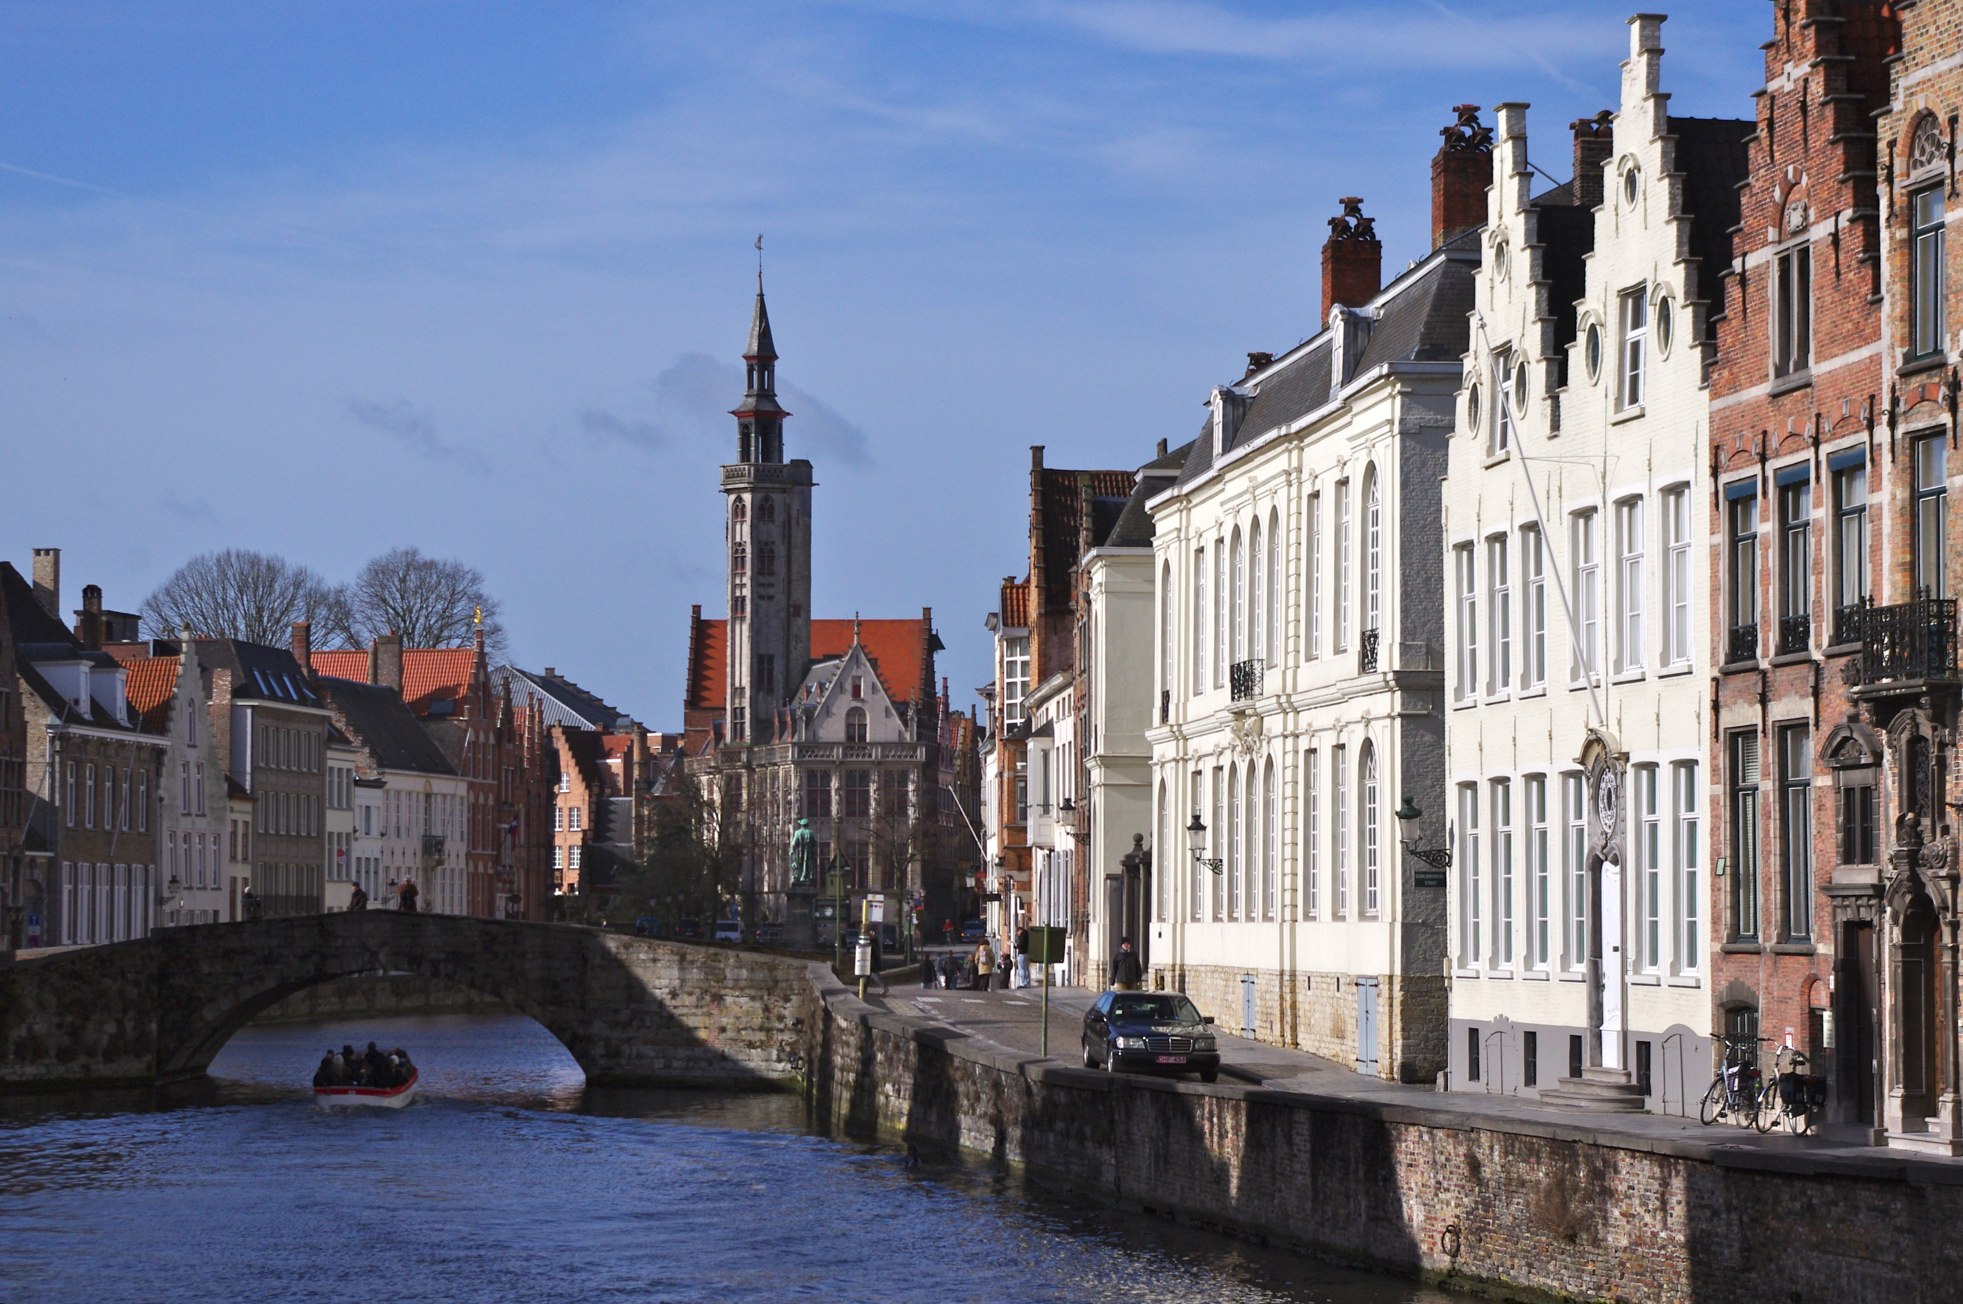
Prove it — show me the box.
[800,968,1963,1304]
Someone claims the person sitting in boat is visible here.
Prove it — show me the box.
[340,1044,361,1084]
[364,1042,389,1085]
[391,1048,414,1079]
[313,1050,341,1087]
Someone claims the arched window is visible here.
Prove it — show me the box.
[1156,778,1171,922]
[758,542,777,577]
[1263,757,1278,920]
[1230,527,1246,665]
[759,496,777,523]
[1361,742,1380,917]
[844,707,868,743]
[731,496,748,523]
[732,542,748,574]
[1250,518,1265,665]
[1266,506,1281,665]
[1160,560,1174,708]
[1363,468,1382,639]
[1227,761,1242,919]
[1243,763,1258,922]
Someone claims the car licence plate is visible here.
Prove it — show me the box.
[1155,1054,1187,1065]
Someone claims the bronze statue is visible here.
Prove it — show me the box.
[789,816,817,886]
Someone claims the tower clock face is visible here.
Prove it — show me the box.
[1596,765,1620,832]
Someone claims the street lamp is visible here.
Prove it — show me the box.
[1185,813,1223,875]
[161,874,183,927]
[1394,796,1453,868]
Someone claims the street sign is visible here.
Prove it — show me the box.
[1413,869,1447,888]
[866,894,886,923]
[1026,925,1066,965]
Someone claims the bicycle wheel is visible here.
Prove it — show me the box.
[1754,1083,1782,1133]
[1699,1077,1726,1126]
[1745,1078,1767,1131]
[1786,1096,1810,1135]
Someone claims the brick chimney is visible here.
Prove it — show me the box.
[1243,351,1275,378]
[1571,110,1614,211]
[76,584,104,651]
[290,620,312,675]
[369,632,404,693]
[1321,196,1382,321]
[31,547,59,619]
[1432,104,1493,248]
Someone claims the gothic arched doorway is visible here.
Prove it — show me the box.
[1896,892,1940,1124]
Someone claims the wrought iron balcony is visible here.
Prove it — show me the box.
[1775,613,1811,657]
[1831,602,1866,648]
[1725,623,1759,666]
[1853,594,1959,688]
[421,834,445,859]
[1359,627,1381,673]
[1229,659,1264,701]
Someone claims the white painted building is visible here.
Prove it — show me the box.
[1443,20,1747,1107]
[1025,670,1075,983]
[1145,158,1482,1080]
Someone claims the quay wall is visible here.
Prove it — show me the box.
[803,973,1963,1304]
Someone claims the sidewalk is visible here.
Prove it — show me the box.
[867,981,1963,1179]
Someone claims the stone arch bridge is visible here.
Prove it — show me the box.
[0,913,818,1092]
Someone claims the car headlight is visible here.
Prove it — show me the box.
[1194,1036,1217,1051]
[1116,1036,1147,1050]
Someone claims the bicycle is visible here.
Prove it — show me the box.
[1699,1034,1769,1128]
[1755,1048,1828,1135]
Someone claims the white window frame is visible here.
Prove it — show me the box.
[1673,760,1700,975]
[1492,778,1514,968]
[1454,543,1478,703]
[1571,509,1601,683]
[1615,496,1645,674]
[1332,746,1349,917]
[1458,781,1481,965]
[1563,771,1587,971]
[1333,482,1351,653]
[1306,493,1322,660]
[1618,286,1647,410]
[1522,525,1546,689]
[1526,774,1550,969]
[1661,485,1691,666]
[1304,749,1320,919]
[1487,534,1511,696]
[1636,763,1661,973]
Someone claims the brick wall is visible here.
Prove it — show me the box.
[809,971,1963,1302]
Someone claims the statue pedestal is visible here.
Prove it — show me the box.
[785,884,818,952]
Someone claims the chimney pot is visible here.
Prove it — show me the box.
[1321,196,1382,320]
[291,620,312,673]
[370,632,404,693]
[1432,104,1493,248]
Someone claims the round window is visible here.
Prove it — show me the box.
[1467,382,1483,433]
[1584,322,1603,382]
[1513,361,1530,407]
[1622,165,1640,206]
[1655,297,1674,356]
[1493,239,1510,280]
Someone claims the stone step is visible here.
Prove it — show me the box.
[1537,1071,1650,1113]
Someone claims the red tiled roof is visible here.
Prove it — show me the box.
[122,655,181,731]
[686,616,931,715]
[998,578,1030,629]
[309,648,479,717]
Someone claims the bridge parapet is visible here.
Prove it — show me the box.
[1,913,818,1093]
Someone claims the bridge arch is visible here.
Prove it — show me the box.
[2,913,815,1092]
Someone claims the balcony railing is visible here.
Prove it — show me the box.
[1776,613,1811,657]
[1359,627,1380,673]
[1832,602,1866,648]
[1725,623,1759,666]
[421,834,445,859]
[1229,659,1264,701]
[1856,594,1959,686]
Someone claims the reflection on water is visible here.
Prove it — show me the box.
[0,1013,1457,1303]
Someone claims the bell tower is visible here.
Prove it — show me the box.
[723,270,814,746]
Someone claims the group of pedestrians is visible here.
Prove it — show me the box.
[312,1041,415,1089]
[922,923,1041,991]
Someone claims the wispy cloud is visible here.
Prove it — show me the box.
[633,353,873,469]
[344,396,486,471]
[578,407,667,452]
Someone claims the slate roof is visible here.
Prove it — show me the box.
[491,664,636,731]
[315,676,455,774]
[1,563,140,729]
[192,638,320,707]
[1172,245,1479,490]
[1106,444,1191,548]
[1667,115,1753,308]
[309,648,478,719]
[685,616,936,715]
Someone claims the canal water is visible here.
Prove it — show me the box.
[0,1012,1456,1303]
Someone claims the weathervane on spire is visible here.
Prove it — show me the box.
[756,232,764,286]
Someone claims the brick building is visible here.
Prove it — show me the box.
[1707,0,1900,1134]
[682,280,945,939]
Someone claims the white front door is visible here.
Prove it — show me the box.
[1600,857,1625,1070]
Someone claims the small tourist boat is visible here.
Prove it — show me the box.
[314,1069,419,1109]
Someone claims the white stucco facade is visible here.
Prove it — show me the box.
[1443,20,1727,1105]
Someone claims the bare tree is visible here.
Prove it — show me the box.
[335,547,506,657]
[142,549,344,646]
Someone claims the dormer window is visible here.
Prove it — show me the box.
[851,676,863,700]
[845,707,868,743]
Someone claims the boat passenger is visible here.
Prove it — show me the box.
[392,1048,414,1079]
[313,1051,339,1088]
[365,1042,388,1084]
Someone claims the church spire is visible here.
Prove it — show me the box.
[732,257,788,464]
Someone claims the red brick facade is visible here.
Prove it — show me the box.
[1707,0,1899,1127]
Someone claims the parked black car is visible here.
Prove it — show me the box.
[1081,991,1220,1082]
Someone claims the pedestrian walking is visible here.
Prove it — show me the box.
[398,879,419,913]
[973,939,995,993]
[1109,936,1142,991]
[1014,924,1030,989]
[348,883,368,912]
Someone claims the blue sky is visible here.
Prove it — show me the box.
[1,1,1766,725]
